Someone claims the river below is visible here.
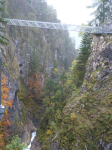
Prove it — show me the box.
[24,132,36,150]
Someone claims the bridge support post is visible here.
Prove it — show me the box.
[91,34,101,43]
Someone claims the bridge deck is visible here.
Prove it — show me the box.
[4,18,100,33]
[4,18,112,34]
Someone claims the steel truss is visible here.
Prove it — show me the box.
[4,18,103,33]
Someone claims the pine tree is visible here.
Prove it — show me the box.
[0,0,8,47]
[71,32,92,88]
[87,0,110,25]
[6,135,27,150]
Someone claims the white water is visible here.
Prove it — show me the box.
[24,132,36,150]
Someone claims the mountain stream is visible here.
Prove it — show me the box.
[24,132,36,150]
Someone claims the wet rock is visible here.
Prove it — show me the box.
[22,118,36,145]
[31,137,41,150]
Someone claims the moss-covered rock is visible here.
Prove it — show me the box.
[39,35,112,150]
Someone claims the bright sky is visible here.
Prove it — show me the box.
[47,0,94,48]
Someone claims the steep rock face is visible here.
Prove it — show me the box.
[31,137,41,150]
[2,35,36,145]
[45,35,112,150]
[80,35,112,149]
[3,0,77,147]
[5,0,77,126]
[22,117,36,145]
[82,35,112,93]
[8,94,36,145]
[5,0,77,78]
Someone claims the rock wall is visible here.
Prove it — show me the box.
[81,34,112,149]
[82,34,112,93]
[31,137,41,150]
[2,35,36,145]
[44,34,112,150]
[3,0,77,147]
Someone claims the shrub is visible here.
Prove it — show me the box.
[6,135,27,150]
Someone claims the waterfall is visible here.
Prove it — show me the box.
[24,132,36,150]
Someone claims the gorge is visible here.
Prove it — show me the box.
[1,0,112,150]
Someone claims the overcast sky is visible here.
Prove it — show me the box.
[47,0,94,48]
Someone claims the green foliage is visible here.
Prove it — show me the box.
[87,0,110,25]
[54,75,112,149]
[43,71,71,108]
[29,50,42,75]
[23,97,41,119]
[71,32,92,88]
[41,145,50,150]
[6,135,27,150]
[17,77,27,101]
[14,115,19,135]
[37,70,76,146]
[18,76,41,119]
[21,103,27,125]
[0,0,8,47]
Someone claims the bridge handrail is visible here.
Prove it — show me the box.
[4,18,97,33]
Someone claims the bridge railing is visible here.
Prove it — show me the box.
[4,18,100,33]
[102,20,112,33]
[5,18,112,34]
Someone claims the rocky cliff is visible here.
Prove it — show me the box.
[2,32,36,145]
[3,0,112,149]
[35,35,112,150]
[2,0,77,147]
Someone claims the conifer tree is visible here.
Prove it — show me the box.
[87,0,110,25]
[0,0,8,47]
[71,32,92,88]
